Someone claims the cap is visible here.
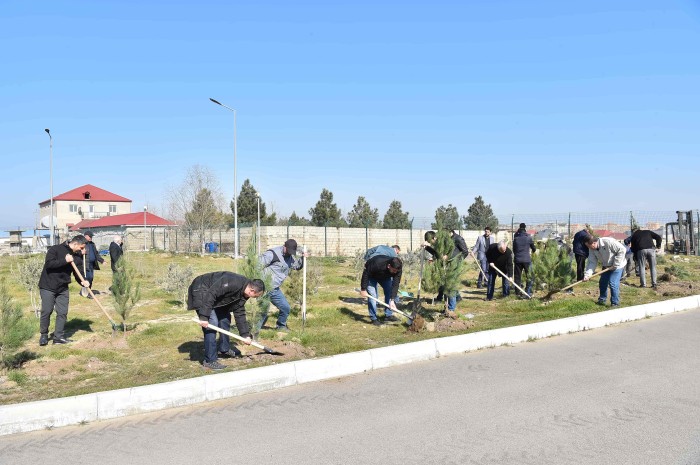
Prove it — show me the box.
[519,223,526,229]
[284,239,298,255]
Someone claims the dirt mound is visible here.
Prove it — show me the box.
[236,339,314,362]
[655,281,694,297]
[75,333,129,350]
[407,315,426,332]
[435,317,475,332]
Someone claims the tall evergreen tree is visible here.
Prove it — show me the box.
[463,196,499,231]
[432,204,461,230]
[287,211,311,226]
[346,196,380,228]
[309,188,344,226]
[231,179,277,226]
[382,200,411,229]
[185,187,225,252]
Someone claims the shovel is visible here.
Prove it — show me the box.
[354,288,411,320]
[469,251,488,283]
[70,261,119,330]
[80,253,89,297]
[544,268,610,299]
[191,317,283,355]
[489,263,532,299]
[302,245,307,330]
[410,247,426,320]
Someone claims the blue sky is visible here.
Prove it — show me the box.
[2,0,699,229]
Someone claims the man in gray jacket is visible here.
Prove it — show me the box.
[471,227,494,288]
[584,236,627,307]
[258,239,306,332]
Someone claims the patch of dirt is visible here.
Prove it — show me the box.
[227,339,315,364]
[654,281,694,297]
[24,356,79,381]
[407,315,426,332]
[75,333,129,350]
[435,317,475,332]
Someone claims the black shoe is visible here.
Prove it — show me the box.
[595,300,606,306]
[53,337,73,345]
[371,319,383,326]
[476,284,483,289]
[202,360,226,370]
[275,325,290,333]
[39,334,49,346]
[219,348,242,358]
[384,315,400,323]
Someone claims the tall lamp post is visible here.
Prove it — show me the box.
[209,98,239,258]
[255,192,261,255]
[143,206,148,251]
[44,129,53,246]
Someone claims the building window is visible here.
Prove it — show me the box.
[109,204,117,213]
[89,205,94,213]
[69,204,78,213]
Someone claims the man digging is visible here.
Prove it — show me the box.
[188,271,265,370]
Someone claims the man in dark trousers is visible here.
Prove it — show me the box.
[629,227,663,289]
[109,235,123,273]
[38,235,90,346]
[485,240,513,301]
[188,272,265,370]
[512,223,536,297]
[81,231,104,296]
[572,229,591,282]
[359,256,402,325]
[471,227,494,288]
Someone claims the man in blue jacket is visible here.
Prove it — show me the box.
[512,223,536,297]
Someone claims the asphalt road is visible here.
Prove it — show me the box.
[2,308,700,465]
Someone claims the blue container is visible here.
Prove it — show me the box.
[205,242,219,253]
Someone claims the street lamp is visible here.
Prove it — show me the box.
[255,192,261,255]
[45,129,53,246]
[209,97,239,258]
[143,206,148,251]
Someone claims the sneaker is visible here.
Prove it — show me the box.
[219,348,242,358]
[275,325,290,333]
[370,319,383,326]
[384,315,400,323]
[39,334,49,346]
[595,300,606,306]
[52,337,73,344]
[611,304,620,307]
[443,311,458,319]
[202,360,226,370]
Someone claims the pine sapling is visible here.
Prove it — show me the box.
[238,225,272,336]
[0,279,32,367]
[111,255,141,335]
[532,240,575,296]
[422,229,463,310]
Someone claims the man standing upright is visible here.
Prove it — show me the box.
[109,235,123,273]
[471,227,494,289]
[512,223,536,297]
[572,229,591,282]
[259,239,306,332]
[629,227,663,289]
[584,236,627,307]
[82,231,104,296]
[38,235,90,346]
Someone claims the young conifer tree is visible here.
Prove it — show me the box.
[112,255,141,335]
[0,279,33,366]
[238,225,273,336]
[421,228,463,309]
[531,240,575,294]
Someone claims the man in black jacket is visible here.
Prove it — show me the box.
[512,223,536,297]
[82,231,104,295]
[109,235,123,273]
[38,235,90,346]
[629,228,663,289]
[485,241,513,301]
[187,272,265,370]
[359,256,402,325]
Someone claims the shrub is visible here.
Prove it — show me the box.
[14,254,44,317]
[158,263,194,309]
[0,279,33,367]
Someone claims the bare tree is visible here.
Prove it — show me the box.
[165,165,227,253]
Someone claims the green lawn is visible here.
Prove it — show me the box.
[0,251,698,405]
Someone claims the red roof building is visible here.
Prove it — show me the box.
[38,184,134,230]
[70,212,176,231]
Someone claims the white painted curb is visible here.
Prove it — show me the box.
[1,294,699,436]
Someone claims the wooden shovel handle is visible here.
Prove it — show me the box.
[489,263,531,298]
[70,261,117,327]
